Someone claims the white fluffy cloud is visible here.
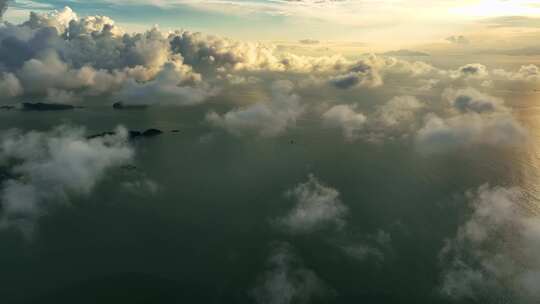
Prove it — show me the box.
[276,174,348,234]
[416,89,526,153]
[416,112,526,153]
[116,62,214,106]
[440,185,540,302]
[207,80,303,137]
[0,125,134,235]
[323,104,367,141]
[0,72,22,97]
[252,243,330,304]
[0,5,534,156]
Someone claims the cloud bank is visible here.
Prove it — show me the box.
[0,6,534,153]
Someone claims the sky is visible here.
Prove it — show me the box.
[3,0,540,49]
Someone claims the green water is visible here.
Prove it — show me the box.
[0,104,533,304]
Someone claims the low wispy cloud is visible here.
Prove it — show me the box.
[0,125,133,236]
[440,185,540,302]
[275,174,348,234]
[482,15,540,28]
[252,243,332,304]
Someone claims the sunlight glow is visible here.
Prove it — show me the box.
[450,0,540,18]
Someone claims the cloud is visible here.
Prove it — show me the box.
[340,230,391,262]
[0,0,7,19]
[0,8,209,104]
[444,87,505,114]
[251,243,331,304]
[329,61,382,89]
[122,179,159,195]
[454,64,489,79]
[0,125,134,236]
[298,39,319,45]
[207,80,303,137]
[416,89,526,153]
[416,112,526,154]
[116,62,214,106]
[493,64,540,82]
[482,16,540,28]
[322,104,367,141]
[380,49,429,57]
[375,95,424,127]
[275,174,348,234]
[0,5,534,153]
[440,185,540,302]
[0,72,22,97]
[170,30,349,74]
[0,6,363,105]
[446,35,469,45]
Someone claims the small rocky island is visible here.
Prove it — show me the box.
[87,128,163,140]
[113,101,148,110]
[22,102,75,111]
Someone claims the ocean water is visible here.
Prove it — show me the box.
[0,95,537,303]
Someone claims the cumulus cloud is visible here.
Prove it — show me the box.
[0,6,375,106]
[298,39,319,45]
[416,112,526,153]
[116,62,214,106]
[0,0,7,19]
[0,72,22,98]
[493,64,540,83]
[329,61,382,89]
[276,174,348,234]
[375,95,424,127]
[446,35,469,45]
[440,185,540,302]
[252,243,330,304]
[1,5,532,112]
[0,8,208,104]
[0,125,133,235]
[380,49,429,57]
[170,30,349,74]
[0,5,533,152]
[454,64,489,79]
[207,80,303,137]
[444,87,506,114]
[322,104,367,141]
[416,89,526,153]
